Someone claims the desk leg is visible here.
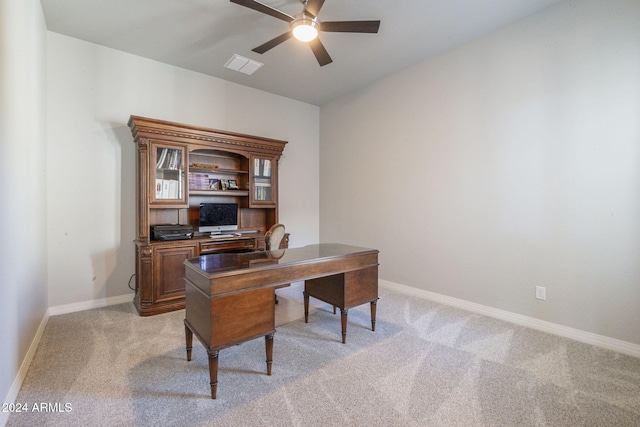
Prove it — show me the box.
[265,334,274,375]
[185,323,193,361]
[303,291,309,323]
[207,351,219,399]
[340,308,348,344]
[371,299,378,331]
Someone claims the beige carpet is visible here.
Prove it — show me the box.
[8,283,640,426]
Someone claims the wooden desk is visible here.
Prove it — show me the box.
[183,243,379,398]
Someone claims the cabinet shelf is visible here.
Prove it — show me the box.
[190,167,248,175]
[189,189,249,196]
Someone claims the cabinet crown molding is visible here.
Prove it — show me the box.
[128,115,287,155]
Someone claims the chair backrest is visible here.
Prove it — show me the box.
[265,223,285,250]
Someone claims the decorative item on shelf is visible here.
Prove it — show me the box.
[228,179,239,190]
[209,179,220,190]
[220,179,229,190]
[190,162,219,170]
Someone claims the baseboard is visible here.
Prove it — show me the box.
[47,293,134,316]
[379,279,640,359]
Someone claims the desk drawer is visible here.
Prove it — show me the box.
[199,238,255,254]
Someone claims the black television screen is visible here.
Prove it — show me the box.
[199,203,238,233]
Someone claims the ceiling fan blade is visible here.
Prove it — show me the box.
[304,0,325,18]
[321,20,381,33]
[230,0,294,22]
[309,38,332,66]
[252,32,293,54]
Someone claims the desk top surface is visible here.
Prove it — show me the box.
[185,243,378,276]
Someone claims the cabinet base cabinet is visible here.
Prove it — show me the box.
[134,242,197,316]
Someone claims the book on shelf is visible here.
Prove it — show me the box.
[155,179,163,198]
[155,178,181,199]
[188,172,215,190]
[168,179,179,199]
[156,149,167,169]
[253,158,272,177]
[156,148,182,170]
[254,185,272,201]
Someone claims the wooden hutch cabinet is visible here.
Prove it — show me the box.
[128,116,288,316]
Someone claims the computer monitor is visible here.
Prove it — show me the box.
[198,203,238,234]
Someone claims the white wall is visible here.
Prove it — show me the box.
[46,32,319,307]
[320,0,640,345]
[0,0,48,419]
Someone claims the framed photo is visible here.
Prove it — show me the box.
[228,179,239,190]
[220,179,229,190]
[209,179,220,190]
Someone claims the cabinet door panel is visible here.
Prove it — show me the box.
[151,142,187,207]
[250,154,278,208]
[153,245,197,303]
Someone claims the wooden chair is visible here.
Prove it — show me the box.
[265,223,286,250]
[265,224,286,303]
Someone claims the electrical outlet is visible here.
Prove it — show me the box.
[535,286,546,300]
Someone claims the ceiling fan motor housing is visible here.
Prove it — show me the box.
[291,13,321,42]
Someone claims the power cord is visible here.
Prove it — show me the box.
[127,273,136,291]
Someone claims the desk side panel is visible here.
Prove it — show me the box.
[185,279,212,347]
[344,265,379,307]
[209,287,275,348]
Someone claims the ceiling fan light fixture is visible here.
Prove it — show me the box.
[291,16,319,42]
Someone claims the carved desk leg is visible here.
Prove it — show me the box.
[340,308,348,344]
[208,351,219,399]
[371,299,378,331]
[265,334,274,375]
[341,298,379,343]
[185,323,193,361]
[303,291,310,323]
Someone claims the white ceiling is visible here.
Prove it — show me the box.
[40,0,563,106]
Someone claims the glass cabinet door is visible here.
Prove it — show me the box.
[250,154,277,207]
[151,143,187,206]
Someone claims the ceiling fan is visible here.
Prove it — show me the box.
[230,0,381,66]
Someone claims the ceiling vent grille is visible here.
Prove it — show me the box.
[224,54,263,75]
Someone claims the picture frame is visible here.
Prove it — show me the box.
[220,179,229,190]
[227,179,239,190]
[209,179,220,190]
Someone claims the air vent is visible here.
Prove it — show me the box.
[224,54,263,75]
